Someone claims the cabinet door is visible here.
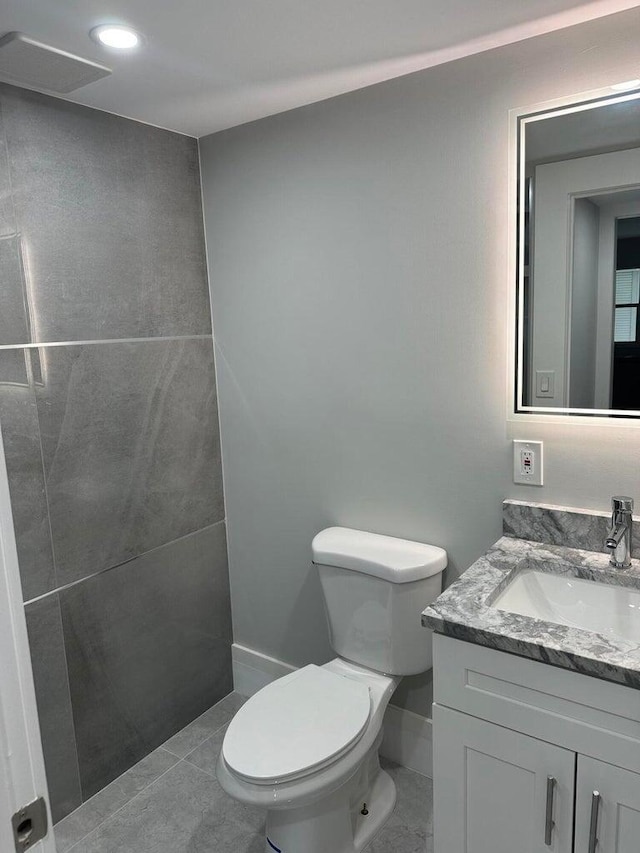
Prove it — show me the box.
[575,755,640,853]
[433,705,575,853]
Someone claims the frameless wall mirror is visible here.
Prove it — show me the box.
[516,89,640,417]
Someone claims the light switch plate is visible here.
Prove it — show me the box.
[513,440,543,486]
[535,370,555,399]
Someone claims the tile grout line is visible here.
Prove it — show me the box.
[63,754,183,853]
[178,721,230,774]
[62,732,227,851]
[0,335,213,351]
[164,712,235,767]
[176,752,223,783]
[58,695,239,851]
[162,706,234,761]
[24,518,226,607]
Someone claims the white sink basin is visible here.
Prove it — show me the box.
[492,568,640,644]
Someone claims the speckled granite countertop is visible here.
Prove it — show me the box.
[422,511,640,689]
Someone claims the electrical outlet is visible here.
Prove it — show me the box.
[513,440,543,486]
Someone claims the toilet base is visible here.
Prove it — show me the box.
[264,753,396,853]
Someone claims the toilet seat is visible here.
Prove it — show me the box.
[222,665,371,785]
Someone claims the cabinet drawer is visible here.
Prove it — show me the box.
[433,634,640,774]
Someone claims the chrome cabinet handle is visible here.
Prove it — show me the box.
[545,776,556,846]
[588,791,601,853]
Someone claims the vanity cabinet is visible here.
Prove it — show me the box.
[575,757,640,853]
[432,634,640,853]
[433,706,575,852]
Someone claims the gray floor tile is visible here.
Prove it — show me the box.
[365,760,433,853]
[163,693,245,758]
[56,698,431,853]
[67,761,264,853]
[183,727,227,776]
[366,822,433,853]
[54,748,179,853]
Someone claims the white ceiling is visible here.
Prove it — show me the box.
[2,0,640,137]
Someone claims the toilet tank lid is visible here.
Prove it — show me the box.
[312,527,447,583]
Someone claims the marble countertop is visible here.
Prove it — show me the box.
[422,535,640,689]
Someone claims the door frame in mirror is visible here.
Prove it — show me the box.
[509,84,640,422]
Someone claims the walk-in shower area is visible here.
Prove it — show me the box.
[0,80,231,829]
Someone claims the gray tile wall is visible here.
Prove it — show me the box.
[0,83,230,823]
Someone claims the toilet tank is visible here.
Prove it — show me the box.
[312,527,447,676]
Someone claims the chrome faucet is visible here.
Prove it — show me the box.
[605,496,633,569]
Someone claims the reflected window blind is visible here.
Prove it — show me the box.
[615,269,640,342]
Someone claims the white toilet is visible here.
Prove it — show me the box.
[217,526,447,853]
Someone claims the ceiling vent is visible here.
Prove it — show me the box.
[0,32,111,93]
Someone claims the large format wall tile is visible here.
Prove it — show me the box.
[0,83,211,344]
[36,338,224,586]
[0,103,16,237]
[0,234,29,345]
[0,349,56,600]
[0,83,230,823]
[0,104,30,344]
[60,523,232,799]
[25,595,82,823]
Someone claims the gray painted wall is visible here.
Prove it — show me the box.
[570,197,600,407]
[0,84,231,821]
[199,6,640,716]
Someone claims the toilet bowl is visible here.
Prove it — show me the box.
[217,527,447,853]
[217,659,399,851]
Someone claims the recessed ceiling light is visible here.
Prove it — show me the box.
[90,25,141,50]
[610,79,640,91]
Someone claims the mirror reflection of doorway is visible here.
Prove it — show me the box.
[518,91,640,415]
[612,216,640,409]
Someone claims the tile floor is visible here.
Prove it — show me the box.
[54,693,433,853]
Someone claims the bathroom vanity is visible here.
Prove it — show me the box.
[423,501,640,853]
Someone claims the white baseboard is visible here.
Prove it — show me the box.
[231,643,297,697]
[380,704,432,778]
[231,643,433,778]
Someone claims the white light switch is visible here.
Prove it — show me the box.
[535,370,555,399]
[513,440,543,486]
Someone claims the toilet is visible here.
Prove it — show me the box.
[217,526,447,853]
